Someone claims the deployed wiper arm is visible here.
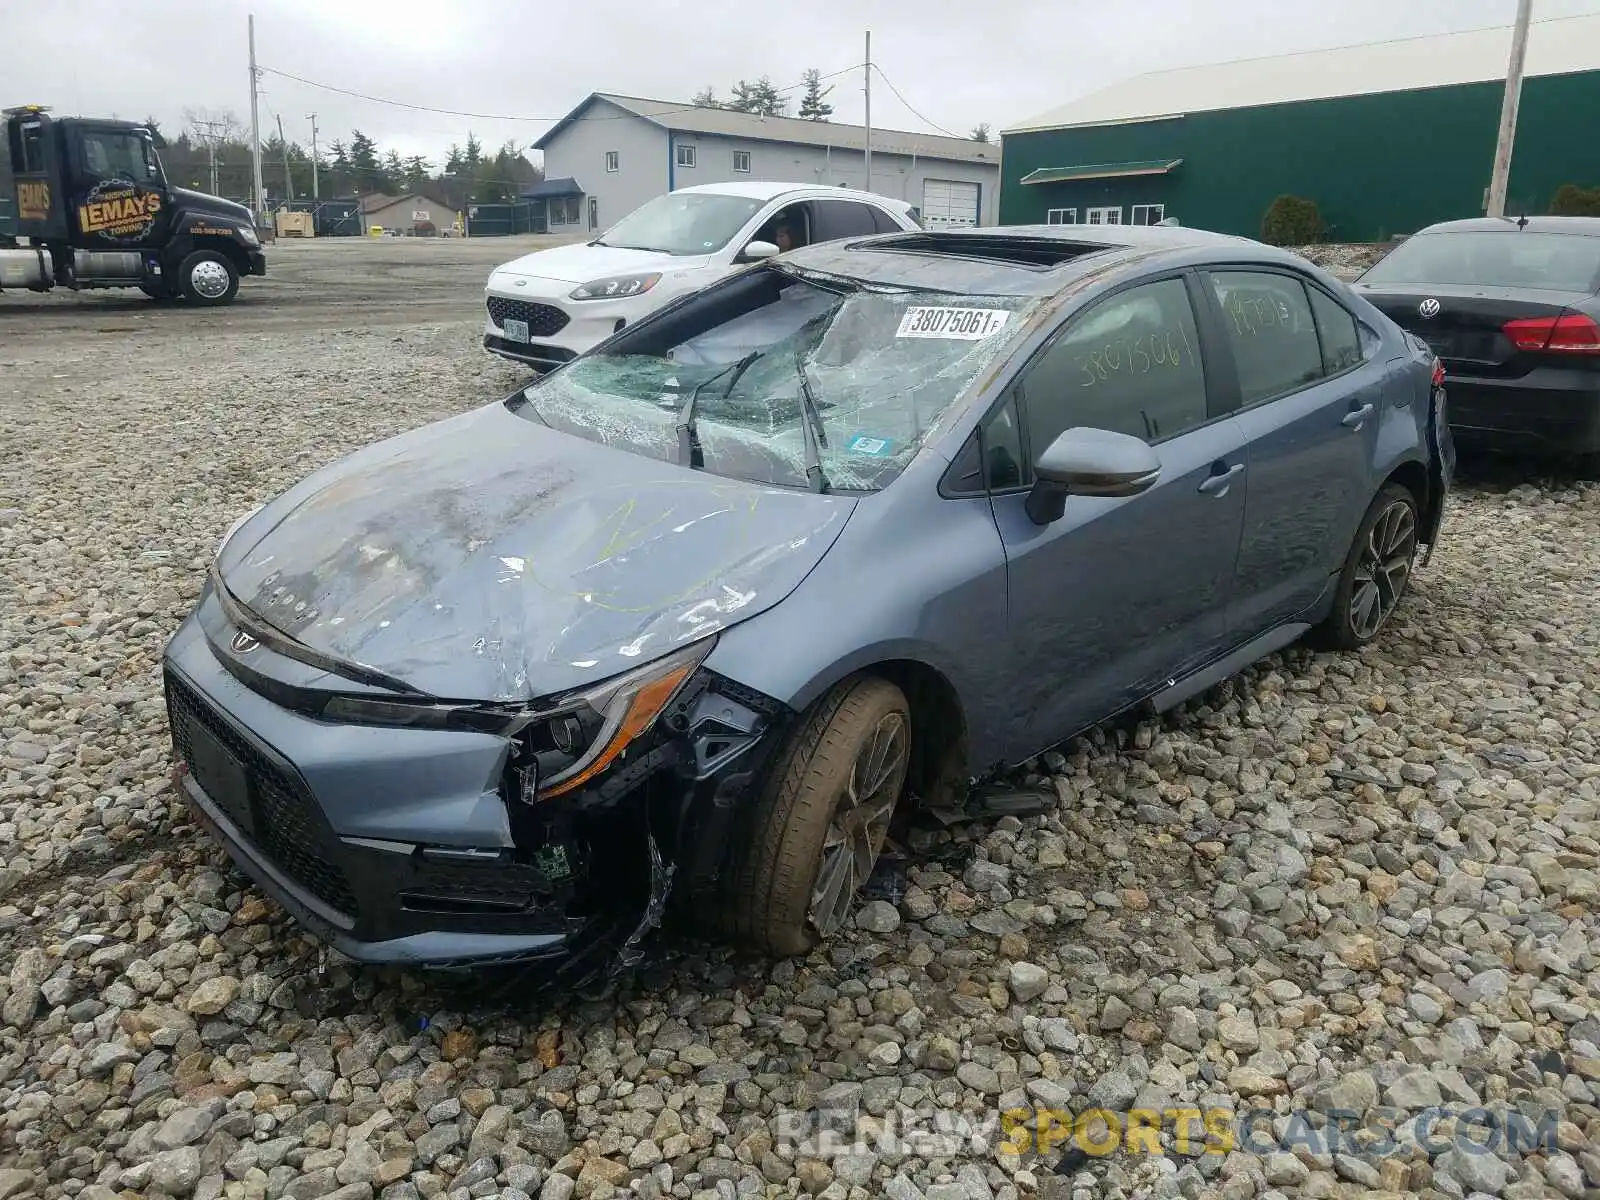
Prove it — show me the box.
[793,345,830,494]
[677,350,761,469]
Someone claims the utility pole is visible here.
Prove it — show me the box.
[1486,0,1534,217]
[192,119,226,196]
[275,113,292,207]
[308,113,320,201]
[863,31,872,192]
[248,14,265,221]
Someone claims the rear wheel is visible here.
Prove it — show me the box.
[177,250,239,306]
[726,676,911,957]
[1308,483,1420,650]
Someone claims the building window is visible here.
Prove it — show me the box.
[1046,208,1077,225]
[1086,206,1123,225]
[1131,204,1165,225]
[732,150,751,173]
[605,150,619,172]
[676,143,697,168]
[550,196,582,225]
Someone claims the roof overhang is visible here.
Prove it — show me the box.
[522,176,584,199]
[1019,158,1183,185]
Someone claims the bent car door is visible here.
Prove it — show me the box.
[983,273,1250,756]
[1200,269,1385,636]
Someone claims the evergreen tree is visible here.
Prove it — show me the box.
[970,123,992,143]
[726,77,787,116]
[348,131,383,194]
[691,87,722,109]
[797,70,834,121]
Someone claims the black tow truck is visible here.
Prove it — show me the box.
[1,105,265,305]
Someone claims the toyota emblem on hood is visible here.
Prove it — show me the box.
[1419,298,1441,318]
[230,630,259,653]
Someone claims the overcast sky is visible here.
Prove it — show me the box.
[7,0,1597,166]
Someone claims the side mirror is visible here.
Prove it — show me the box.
[1024,427,1162,525]
[739,239,780,262]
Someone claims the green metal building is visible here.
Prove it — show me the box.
[998,12,1600,242]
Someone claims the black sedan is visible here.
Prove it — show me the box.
[1352,216,1600,462]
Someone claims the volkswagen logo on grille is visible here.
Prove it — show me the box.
[230,630,259,653]
[1419,298,1441,319]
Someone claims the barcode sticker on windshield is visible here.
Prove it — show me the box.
[896,307,1010,340]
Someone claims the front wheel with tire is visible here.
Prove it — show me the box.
[1309,483,1420,650]
[177,250,240,306]
[726,676,911,957]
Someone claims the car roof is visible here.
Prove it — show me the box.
[1409,215,1600,237]
[773,223,1287,297]
[670,179,912,208]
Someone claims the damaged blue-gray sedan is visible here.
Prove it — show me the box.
[163,224,1454,976]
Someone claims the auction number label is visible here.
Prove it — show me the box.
[895,307,1010,340]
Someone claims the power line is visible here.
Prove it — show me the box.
[868,63,962,139]
[254,64,861,125]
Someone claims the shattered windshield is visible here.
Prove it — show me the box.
[513,266,1038,492]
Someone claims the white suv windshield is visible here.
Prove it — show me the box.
[594,192,766,256]
[516,267,1038,491]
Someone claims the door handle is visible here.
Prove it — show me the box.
[1197,463,1244,495]
[1343,403,1375,429]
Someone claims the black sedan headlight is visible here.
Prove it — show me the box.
[569,273,660,301]
[318,637,715,800]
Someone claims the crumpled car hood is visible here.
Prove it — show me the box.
[216,400,856,702]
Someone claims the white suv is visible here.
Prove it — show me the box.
[482,181,921,371]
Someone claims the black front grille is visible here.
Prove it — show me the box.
[165,671,360,921]
[486,296,570,338]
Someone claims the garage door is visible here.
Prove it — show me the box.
[921,179,980,228]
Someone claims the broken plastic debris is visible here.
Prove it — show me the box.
[968,782,1053,818]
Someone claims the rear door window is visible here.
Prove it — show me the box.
[1208,271,1325,406]
[810,199,881,243]
[870,206,905,234]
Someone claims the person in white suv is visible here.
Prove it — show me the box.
[482,182,919,372]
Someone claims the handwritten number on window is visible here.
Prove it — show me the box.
[1075,328,1192,387]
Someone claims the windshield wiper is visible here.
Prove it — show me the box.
[793,345,830,494]
[677,350,761,469]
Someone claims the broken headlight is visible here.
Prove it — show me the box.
[316,637,715,798]
[521,637,713,800]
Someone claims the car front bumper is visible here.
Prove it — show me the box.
[160,588,784,973]
[481,284,643,370]
[246,251,267,277]
[1442,368,1600,456]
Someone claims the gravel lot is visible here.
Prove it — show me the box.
[1,238,1597,1200]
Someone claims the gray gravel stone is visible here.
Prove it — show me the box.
[1,245,1596,1200]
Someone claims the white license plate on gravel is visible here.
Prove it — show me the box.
[503,318,529,343]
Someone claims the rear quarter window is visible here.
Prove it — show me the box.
[1307,286,1363,374]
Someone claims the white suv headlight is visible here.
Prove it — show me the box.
[569,273,661,301]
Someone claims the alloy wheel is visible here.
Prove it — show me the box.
[1349,499,1417,640]
[807,711,908,937]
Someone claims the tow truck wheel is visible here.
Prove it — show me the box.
[727,675,911,957]
[177,250,239,306]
